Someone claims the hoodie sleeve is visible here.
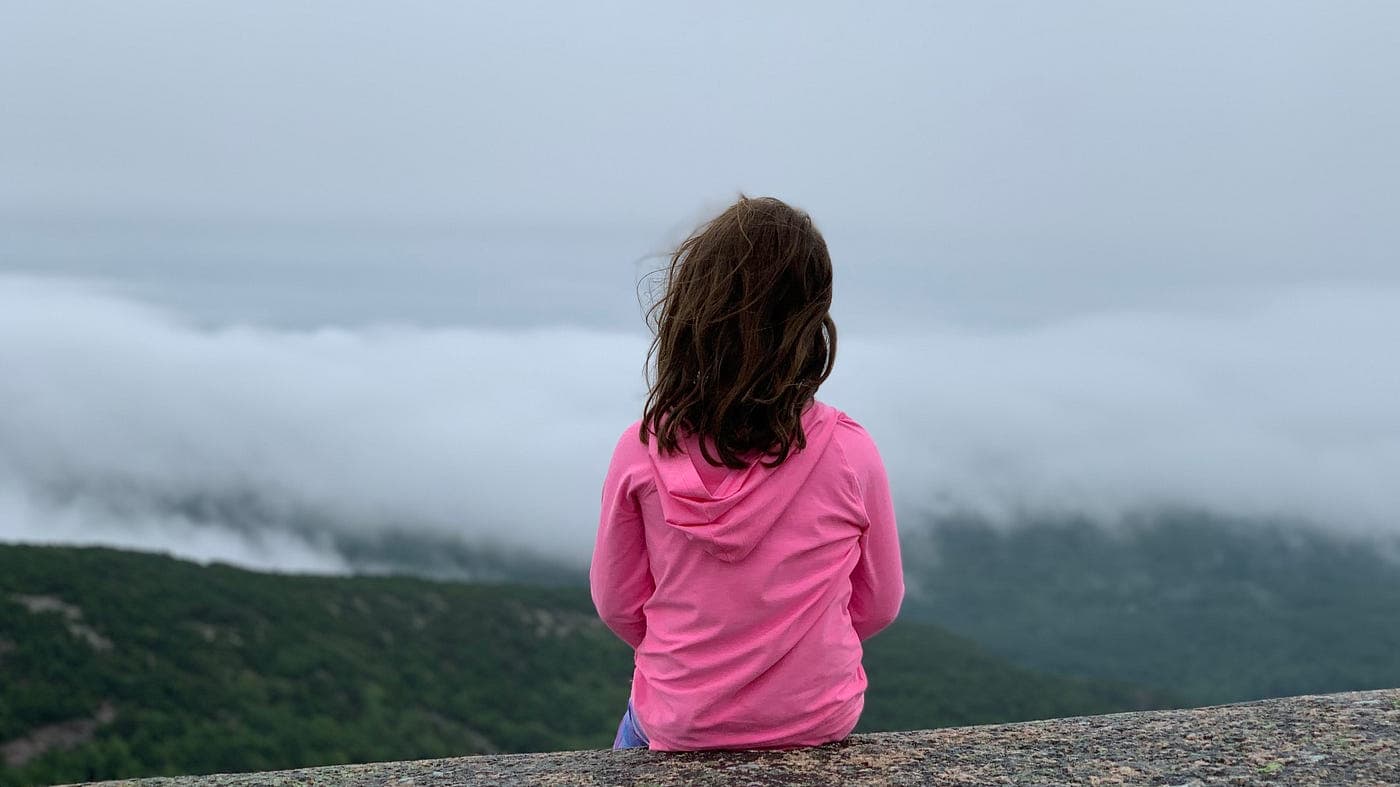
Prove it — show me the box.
[589,424,655,649]
[842,420,905,641]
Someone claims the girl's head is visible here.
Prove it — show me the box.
[642,195,837,468]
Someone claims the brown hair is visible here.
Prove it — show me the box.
[640,196,837,468]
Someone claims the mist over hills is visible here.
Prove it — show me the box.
[4,275,1399,572]
[2,275,1397,761]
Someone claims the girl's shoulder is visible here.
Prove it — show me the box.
[819,401,885,469]
[820,401,878,444]
[601,419,656,500]
[607,420,660,486]
[611,418,649,460]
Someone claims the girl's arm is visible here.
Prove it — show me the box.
[589,428,654,649]
[845,424,905,641]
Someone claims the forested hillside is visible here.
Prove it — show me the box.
[0,544,1173,786]
[902,508,1400,704]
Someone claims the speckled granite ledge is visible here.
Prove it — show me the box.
[81,688,1399,786]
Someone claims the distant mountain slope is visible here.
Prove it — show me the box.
[900,507,1400,705]
[307,506,1400,707]
[0,544,1174,786]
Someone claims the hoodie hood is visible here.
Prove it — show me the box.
[646,400,840,563]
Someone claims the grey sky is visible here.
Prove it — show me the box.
[3,1,1399,333]
[2,2,1399,571]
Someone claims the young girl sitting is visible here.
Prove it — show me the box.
[591,195,904,751]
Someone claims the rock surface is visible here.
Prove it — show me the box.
[82,688,1399,786]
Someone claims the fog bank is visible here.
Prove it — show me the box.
[2,275,1396,571]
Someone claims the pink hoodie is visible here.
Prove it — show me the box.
[589,399,904,750]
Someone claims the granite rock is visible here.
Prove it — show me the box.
[79,688,1400,786]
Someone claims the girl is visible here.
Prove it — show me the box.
[590,196,904,751]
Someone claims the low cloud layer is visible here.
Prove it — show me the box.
[1,274,1397,573]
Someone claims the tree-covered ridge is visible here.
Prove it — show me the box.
[0,544,1173,786]
[902,508,1400,705]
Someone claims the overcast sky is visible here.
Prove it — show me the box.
[5,1,1399,331]
[2,2,1398,571]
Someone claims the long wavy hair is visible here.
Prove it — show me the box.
[640,196,838,469]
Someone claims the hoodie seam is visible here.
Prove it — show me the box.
[829,418,869,529]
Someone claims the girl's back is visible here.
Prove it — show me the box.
[589,195,904,750]
[593,400,902,749]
